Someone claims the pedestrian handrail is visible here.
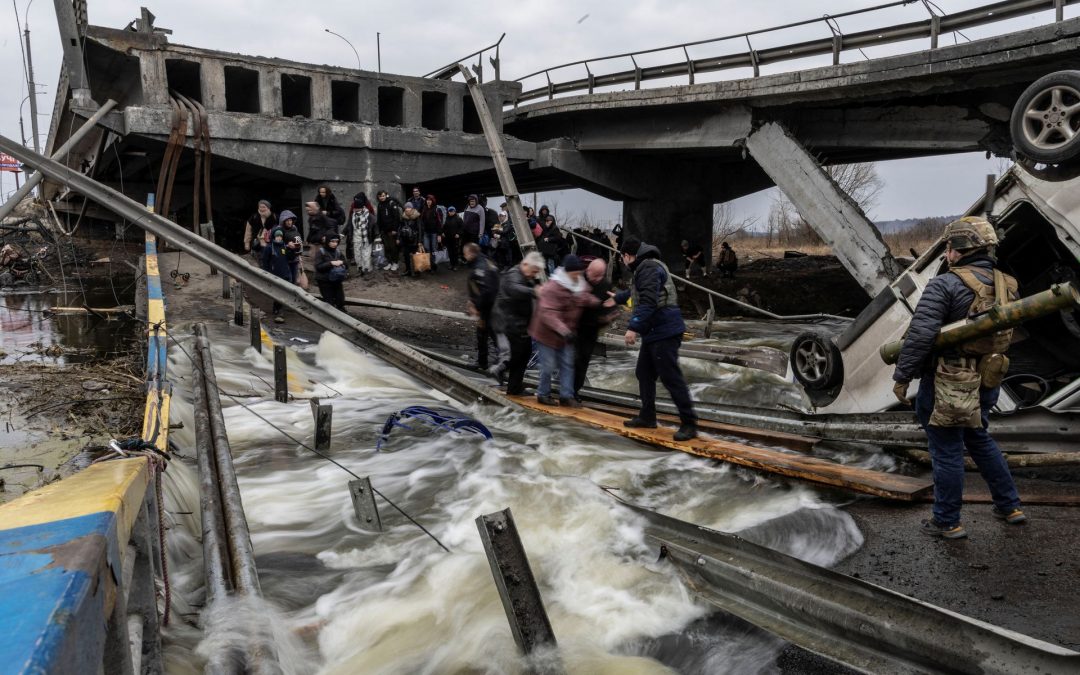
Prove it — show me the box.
[425,33,506,82]
[560,226,850,323]
[512,0,1075,105]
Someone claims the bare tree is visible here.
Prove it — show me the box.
[712,202,759,256]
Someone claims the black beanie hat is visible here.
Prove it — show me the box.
[620,237,642,255]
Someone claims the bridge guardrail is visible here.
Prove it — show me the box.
[512,0,1076,105]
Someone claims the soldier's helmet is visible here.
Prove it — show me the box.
[944,216,999,251]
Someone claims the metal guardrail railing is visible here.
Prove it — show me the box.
[512,0,1076,105]
[424,33,506,83]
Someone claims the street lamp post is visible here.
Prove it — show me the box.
[324,29,361,71]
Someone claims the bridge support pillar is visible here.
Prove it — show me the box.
[623,198,713,271]
[745,121,901,297]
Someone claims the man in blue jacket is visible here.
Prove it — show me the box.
[615,237,697,441]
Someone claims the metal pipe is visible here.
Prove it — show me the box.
[194,325,261,598]
[190,334,232,607]
[880,282,1080,365]
[0,135,511,408]
[24,26,41,156]
[0,98,116,221]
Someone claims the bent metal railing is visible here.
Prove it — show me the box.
[512,0,1077,105]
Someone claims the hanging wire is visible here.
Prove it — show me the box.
[166,330,453,553]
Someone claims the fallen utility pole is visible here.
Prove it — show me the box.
[456,63,538,259]
[628,499,1079,674]
[0,99,117,222]
[0,135,510,408]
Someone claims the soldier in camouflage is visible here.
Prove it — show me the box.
[892,217,1025,539]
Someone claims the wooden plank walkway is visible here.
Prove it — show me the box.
[509,396,934,501]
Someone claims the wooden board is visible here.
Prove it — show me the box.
[582,400,820,453]
[510,395,934,501]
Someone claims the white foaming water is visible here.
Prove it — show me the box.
[160,324,864,674]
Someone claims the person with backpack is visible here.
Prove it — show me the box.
[243,199,277,261]
[313,233,348,310]
[892,217,1025,539]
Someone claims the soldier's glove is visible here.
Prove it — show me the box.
[892,380,911,407]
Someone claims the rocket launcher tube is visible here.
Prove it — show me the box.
[879,282,1080,365]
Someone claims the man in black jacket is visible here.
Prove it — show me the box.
[893,217,1024,539]
[375,191,402,272]
[490,251,545,394]
[443,206,464,270]
[574,258,616,399]
[464,242,501,369]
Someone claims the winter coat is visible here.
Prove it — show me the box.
[307,211,338,244]
[261,239,292,280]
[313,245,346,283]
[278,211,303,264]
[614,243,685,343]
[578,278,616,335]
[894,254,998,383]
[528,268,599,349]
[491,266,539,336]
[462,205,485,237]
[315,193,345,226]
[399,209,421,248]
[443,214,464,239]
[375,198,403,236]
[420,198,444,237]
[537,222,567,259]
[243,211,277,251]
[467,253,500,314]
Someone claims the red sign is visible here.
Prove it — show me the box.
[0,153,20,173]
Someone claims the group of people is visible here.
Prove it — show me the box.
[465,237,699,442]
[242,186,628,319]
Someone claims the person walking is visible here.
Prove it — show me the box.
[261,228,293,323]
[464,242,500,369]
[462,194,485,249]
[306,201,338,246]
[537,213,567,275]
[313,233,348,311]
[615,237,698,441]
[348,193,375,275]
[490,251,544,395]
[574,259,617,399]
[314,185,345,227]
[242,199,277,261]
[892,217,1025,539]
[529,254,598,407]
[278,210,304,285]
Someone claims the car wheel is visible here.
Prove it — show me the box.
[790,332,844,391]
[1011,70,1080,165]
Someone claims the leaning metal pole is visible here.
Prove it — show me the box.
[0,99,117,222]
[0,135,510,408]
[456,63,538,258]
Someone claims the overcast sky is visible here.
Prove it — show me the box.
[0,1,1072,224]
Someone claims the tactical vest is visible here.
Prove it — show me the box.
[632,259,679,310]
[950,265,1018,356]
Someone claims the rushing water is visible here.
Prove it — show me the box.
[158,323,867,674]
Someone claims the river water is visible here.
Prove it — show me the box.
[159,322,869,674]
